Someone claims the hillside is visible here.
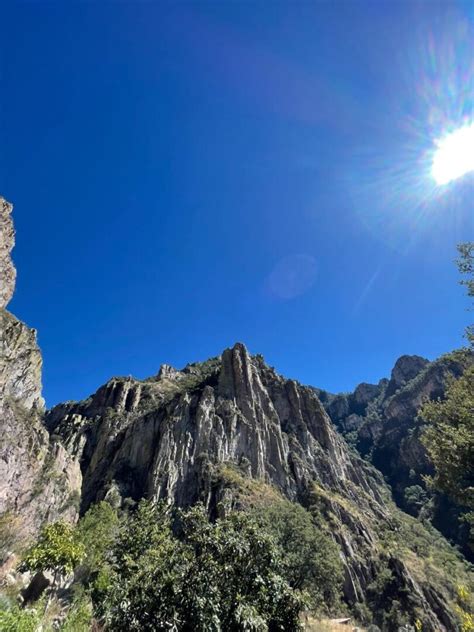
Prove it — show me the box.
[316,351,473,558]
[0,197,473,631]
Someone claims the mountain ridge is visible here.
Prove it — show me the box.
[1,196,472,630]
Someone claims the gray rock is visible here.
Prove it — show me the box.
[47,343,463,630]
[47,343,386,510]
[0,198,81,548]
[0,310,82,547]
[385,354,429,397]
[0,197,16,309]
[320,349,472,558]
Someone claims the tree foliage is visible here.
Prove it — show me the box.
[254,500,343,611]
[101,500,184,629]
[102,501,304,631]
[0,605,40,632]
[419,243,474,550]
[403,485,429,517]
[21,522,84,585]
[457,242,474,345]
[75,500,119,588]
[421,366,474,510]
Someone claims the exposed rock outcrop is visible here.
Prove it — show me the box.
[0,198,81,552]
[0,309,44,410]
[1,195,471,629]
[46,344,385,510]
[385,354,430,397]
[47,344,468,630]
[0,198,16,309]
[318,351,473,557]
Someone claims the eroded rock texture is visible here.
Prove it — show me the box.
[0,198,81,550]
[317,350,473,556]
[0,195,470,628]
[47,343,466,630]
[47,344,385,510]
[0,198,16,309]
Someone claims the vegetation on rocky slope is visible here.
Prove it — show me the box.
[318,348,473,557]
[1,197,473,632]
[421,366,474,526]
[1,482,473,632]
[420,242,474,554]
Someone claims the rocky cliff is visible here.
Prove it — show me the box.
[1,195,472,629]
[46,345,386,510]
[0,198,16,310]
[46,344,471,630]
[316,351,473,556]
[0,197,81,552]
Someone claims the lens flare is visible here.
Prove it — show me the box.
[431,123,474,185]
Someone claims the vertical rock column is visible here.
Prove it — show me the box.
[0,197,81,549]
[0,197,16,309]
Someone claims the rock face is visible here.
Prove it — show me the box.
[0,198,16,309]
[0,198,81,550]
[317,351,472,556]
[0,309,44,410]
[385,354,430,397]
[47,344,467,630]
[1,195,471,629]
[46,345,385,510]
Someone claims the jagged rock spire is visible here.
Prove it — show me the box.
[0,197,16,309]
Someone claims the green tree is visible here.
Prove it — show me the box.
[254,500,343,612]
[76,501,119,568]
[179,505,303,631]
[101,500,185,630]
[102,500,304,631]
[21,522,84,589]
[76,500,119,593]
[420,243,474,549]
[457,242,474,345]
[421,366,474,510]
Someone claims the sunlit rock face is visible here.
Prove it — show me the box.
[0,198,16,309]
[385,354,430,397]
[0,198,81,548]
[46,342,386,511]
[0,197,42,411]
[0,310,44,411]
[0,194,466,629]
[47,344,463,630]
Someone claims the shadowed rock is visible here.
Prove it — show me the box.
[46,343,465,630]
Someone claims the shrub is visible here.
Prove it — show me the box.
[0,604,40,632]
[76,500,119,587]
[21,521,84,588]
[59,593,93,632]
[254,500,343,612]
[101,500,304,631]
[403,485,428,516]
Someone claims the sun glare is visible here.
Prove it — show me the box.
[431,122,474,185]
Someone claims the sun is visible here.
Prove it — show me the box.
[431,122,474,186]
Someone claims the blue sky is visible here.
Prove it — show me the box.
[2,1,473,406]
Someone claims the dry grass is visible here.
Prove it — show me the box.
[303,614,366,631]
[218,464,284,507]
